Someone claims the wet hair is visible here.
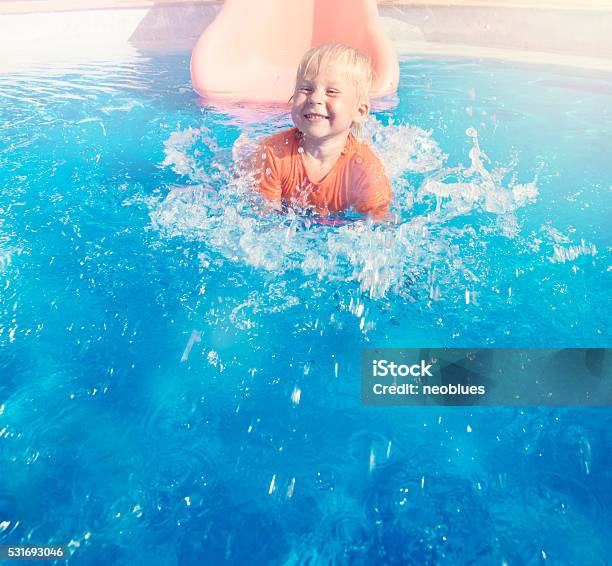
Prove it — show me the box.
[294,43,373,136]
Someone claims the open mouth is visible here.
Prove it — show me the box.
[304,113,329,120]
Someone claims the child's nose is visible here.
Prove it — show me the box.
[308,88,324,104]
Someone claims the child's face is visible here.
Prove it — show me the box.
[291,63,368,144]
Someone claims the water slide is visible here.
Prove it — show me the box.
[190,0,399,103]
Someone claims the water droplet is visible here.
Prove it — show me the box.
[268,474,277,495]
[291,387,301,405]
[286,477,296,498]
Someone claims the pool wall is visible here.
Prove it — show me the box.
[1,0,611,70]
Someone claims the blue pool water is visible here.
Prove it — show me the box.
[0,51,611,564]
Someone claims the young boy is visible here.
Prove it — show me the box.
[255,43,392,218]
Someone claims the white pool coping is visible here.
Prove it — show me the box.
[392,40,612,73]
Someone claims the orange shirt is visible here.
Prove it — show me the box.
[256,128,392,216]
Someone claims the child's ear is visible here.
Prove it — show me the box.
[353,101,370,124]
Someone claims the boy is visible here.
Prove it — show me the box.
[256,43,392,218]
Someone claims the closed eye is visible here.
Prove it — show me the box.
[326,89,340,95]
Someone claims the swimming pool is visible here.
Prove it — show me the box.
[1,51,611,564]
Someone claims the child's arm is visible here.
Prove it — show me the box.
[255,143,283,210]
[350,153,393,220]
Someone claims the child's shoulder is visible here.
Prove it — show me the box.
[260,127,300,156]
[347,137,386,174]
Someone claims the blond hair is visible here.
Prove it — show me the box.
[294,43,373,137]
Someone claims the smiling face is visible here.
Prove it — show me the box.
[291,63,369,145]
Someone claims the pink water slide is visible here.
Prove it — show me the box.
[190,0,399,103]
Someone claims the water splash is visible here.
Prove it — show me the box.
[365,117,446,178]
[550,240,597,264]
[417,127,539,232]
[149,120,542,312]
